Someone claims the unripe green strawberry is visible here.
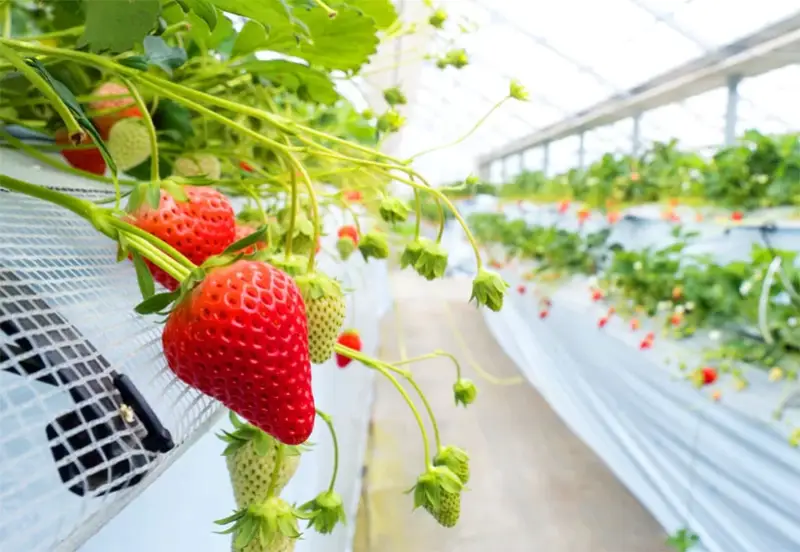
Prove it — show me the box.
[220,415,302,508]
[423,489,461,528]
[232,533,295,552]
[336,236,357,260]
[433,445,470,484]
[173,153,222,180]
[296,273,346,364]
[106,118,151,172]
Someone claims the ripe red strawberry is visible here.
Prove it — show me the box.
[335,329,362,368]
[88,82,142,136]
[639,338,652,350]
[343,190,362,203]
[598,316,609,328]
[55,128,106,175]
[125,186,236,290]
[230,223,268,255]
[539,309,549,319]
[337,225,359,245]
[731,211,743,222]
[670,313,683,326]
[239,160,254,173]
[630,318,640,331]
[607,211,620,224]
[701,367,717,385]
[517,284,526,295]
[577,208,590,223]
[590,288,603,302]
[162,260,314,445]
[557,200,570,214]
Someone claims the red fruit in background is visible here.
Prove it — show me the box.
[337,225,359,244]
[539,309,549,319]
[701,367,718,385]
[55,128,106,175]
[162,260,314,445]
[557,200,570,214]
[336,330,362,368]
[88,82,142,136]
[731,211,743,221]
[607,211,620,224]
[598,316,608,328]
[517,284,526,294]
[343,190,362,203]
[670,313,683,326]
[639,338,652,350]
[239,160,253,172]
[590,288,604,302]
[126,186,236,290]
[577,208,590,223]
[230,223,268,255]
[630,318,640,331]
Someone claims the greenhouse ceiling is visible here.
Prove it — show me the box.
[357,0,800,185]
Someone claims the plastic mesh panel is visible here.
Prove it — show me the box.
[0,188,222,551]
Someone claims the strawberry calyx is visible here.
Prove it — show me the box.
[295,272,343,303]
[215,497,301,550]
[219,412,305,458]
[470,269,509,312]
[298,490,346,534]
[408,465,463,512]
[433,445,470,485]
[401,237,448,280]
[358,231,390,261]
[453,378,477,407]
[379,196,411,224]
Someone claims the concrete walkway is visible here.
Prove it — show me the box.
[354,272,670,552]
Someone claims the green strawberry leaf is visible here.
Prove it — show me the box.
[231,20,269,57]
[80,0,161,54]
[240,60,339,105]
[131,251,156,299]
[118,56,150,72]
[23,58,118,175]
[337,0,398,29]
[209,0,309,37]
[263,6,380,72]
[134,289,180,315]
[143,36,188,75]
[175,0,219,30]
[153,99,195,142]
[223,225,268,255]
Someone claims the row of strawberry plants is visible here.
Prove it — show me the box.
[468,211,800,399]
[0,1,523,550]
[452,130,800,211]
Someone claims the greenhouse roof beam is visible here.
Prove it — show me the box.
[477,11,800,168]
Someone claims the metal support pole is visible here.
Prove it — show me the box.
[577,132,586,169]
[632,113,642,156]
[725,74,742,145]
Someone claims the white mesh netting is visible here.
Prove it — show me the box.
[0,156,224,550]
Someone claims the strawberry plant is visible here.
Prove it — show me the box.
[0,1,529,548]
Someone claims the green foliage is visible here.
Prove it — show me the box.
[492,132,800,211]
[80,0,161,53]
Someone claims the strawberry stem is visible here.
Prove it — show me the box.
[393,351,463,381]
[120,77,159,185]
[285,166,297,259]
[286,153,320,273]
[334,344,431,467]
[0,175,193,283]
[315,409,340,492]
[266,443,285,498]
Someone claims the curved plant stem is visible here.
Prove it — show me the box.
[406,97,509,162]
[120,76,159,183]
[316,409,340,491]
[334,344,431,467]
[285,153,320,272]
[266,443,285,498]
[19,26,85,42]
[285,167,297,259]
[0,42,82,139]
[393,351,463,380]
